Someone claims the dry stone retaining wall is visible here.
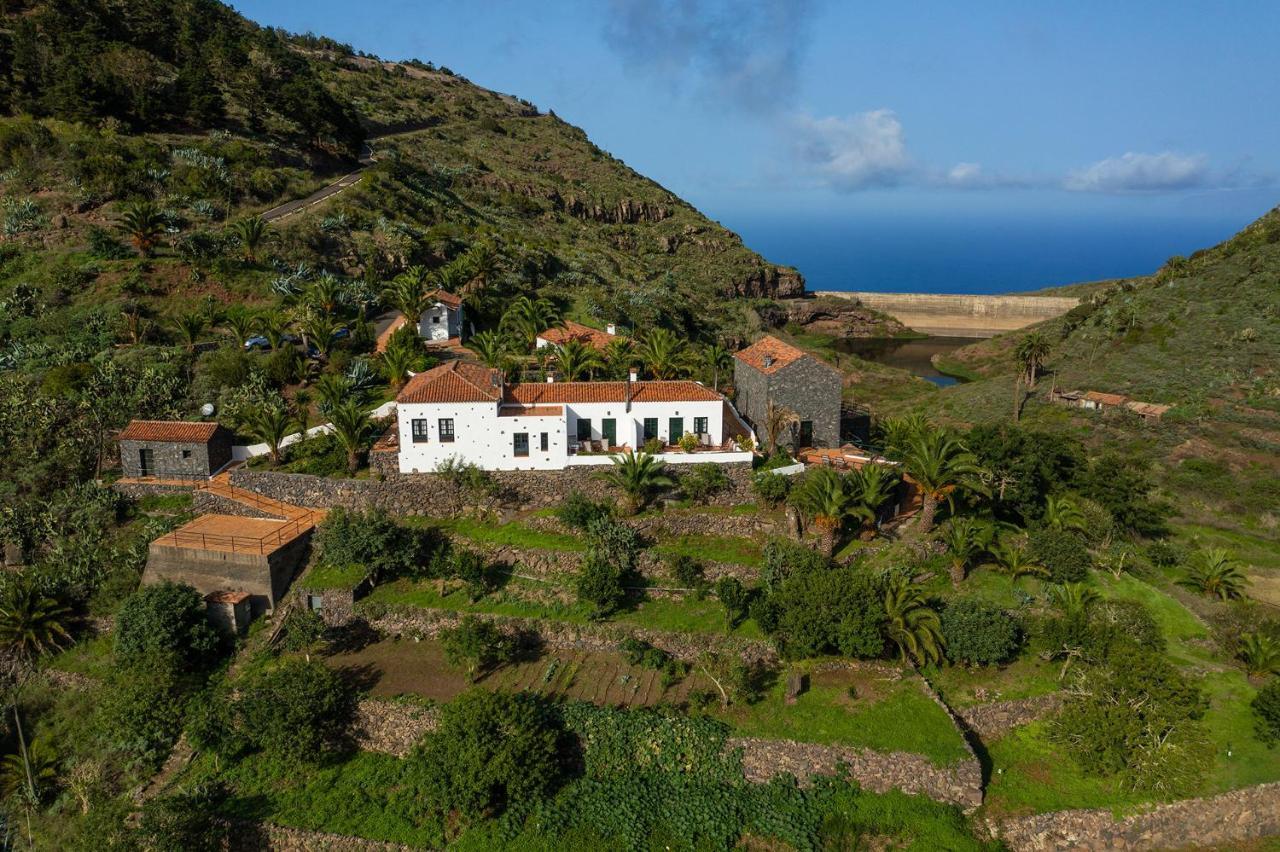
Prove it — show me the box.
[227,822,410,852]
[994,782,1280,851]
[353,699,438,756]
[955,693,1063,740]
[731,736,983,811]
[228,464,754,516]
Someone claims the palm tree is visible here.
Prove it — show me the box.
[241,404,295,464]
[1042,494,1087,532]
[313,371,354,414]
[117,200,166,257]
[847,462,900,538]
[1179,548,1247,600]
[382,273,429,322]
[883,577,944,667]
[789,467,857,555]
[172,312,207,351]
[638,328,688,379]
[938,516,993,586]
[231,215,271,263]
[876,413,929,460]
[899,427,988,534]
[1238,633,1280,678]
[0,582,72,665]
[1048,582,1100,619]
[500,296,558,350]
[0,737,56,804]
[292,390,314,439]
[222,308,258,348]
[300,311,339,357]
[305,273,343,316]
[462,239,500,294]
[763,400,799,455]
[989,537,1048,585]
[599,450,674,514]
[380,343,417,390]
[554,339,603,381]
[327,400,373,475]
[702,343,732,392]
[602,337,637,380]
[467,330,511,369]
[1014,331,1051,389]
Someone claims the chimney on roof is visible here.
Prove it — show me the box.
[606,323,616,336]
[629,368,638,382]
[762,355,774,368]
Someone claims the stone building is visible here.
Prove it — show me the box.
[733,335,842,449]
[118,420,234,479]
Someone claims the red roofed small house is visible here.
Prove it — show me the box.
[733,335,842,449]
[118,420,233,479]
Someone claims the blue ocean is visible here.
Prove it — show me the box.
[724,212,1251,295]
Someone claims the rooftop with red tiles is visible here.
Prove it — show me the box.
[733,335,813,375]
[537,320,616,350]
[118,420,223,443]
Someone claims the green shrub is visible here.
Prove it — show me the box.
[1080,455,1170,537]
[715,576,750,631]
[96,656,192,768]
[278,607,326,653]
[576,552,626,618]
[765,564,885,659]
[1146,540,1186,568]
[440,615,516,680]
[680,463,730,503]
[1028,527,1090,584]
[405,689,565,828]
[556,490,613,531]
[136,782,230,852]
[761,539,830,592]
[752,471,792,506]
[234,658,357,762]
[1253,679,1280,746]
[114,581,222,671]
[315,507,437,583]
[1053,647,1210,793]
[668,553,706,589]
[940,600,1021,665]
[584,516,641,572]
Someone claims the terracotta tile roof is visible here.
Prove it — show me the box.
[1085,391,1130,406]
[507,380,722,405]
[118,420,221,443]
[734,335,813,375]
[499,405,564,417]
[205,590,251,605]
[429,289,463,309]
[537,320,615,350]
[397,361,503,404]
[375,312,409,353]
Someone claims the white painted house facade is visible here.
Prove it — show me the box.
[394,361,752,472]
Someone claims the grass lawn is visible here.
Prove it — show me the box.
[1172,521,1280,572]
[437,516,586,553]
[44,634,114,679]
[302,562,369,591]
[720,664,972,767]
[616,595,764,639]
[651,533,764,568]
[928,654,1062,709]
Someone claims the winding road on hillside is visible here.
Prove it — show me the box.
[260,125,433,222]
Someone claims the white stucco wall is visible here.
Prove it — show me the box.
[417,304,462,341]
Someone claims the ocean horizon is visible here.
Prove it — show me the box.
[723,211,1253,295]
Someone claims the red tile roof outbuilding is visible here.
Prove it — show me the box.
[118,420,222,443]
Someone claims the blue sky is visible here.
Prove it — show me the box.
[234,1,1279,230]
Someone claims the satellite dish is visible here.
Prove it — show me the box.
[200,403,216,417]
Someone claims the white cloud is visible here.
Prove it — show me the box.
[1063,151,1209,193]
[793,109,911,190]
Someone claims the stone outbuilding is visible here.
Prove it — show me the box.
[204,590,252,635]
[733,335,842,449]
[118,420,233,479]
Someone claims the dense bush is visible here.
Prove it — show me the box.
[667,553,706,590]
[440,615,516,679]
[556,490,612,531]
[584,516,641,572]
[232,658,357,762]
[966,425,1084,523]
[96,656,193,768]
[1054,647,1210,794]
[752,471,792,507]
[278,608,327,653]
[761,539,830,592]
[1028,527,1091,583]
[762,563,885,660]
[114,581,222,670]
[1080,455,1170,538]
[715,576,750,631]
[406,690,566,830]
[680,463,730,503]
[576,552,627,618]
[940,600,1021,665]
[1254,679,1280,746]
[315,508,437,583]
[1146,540,1187,568]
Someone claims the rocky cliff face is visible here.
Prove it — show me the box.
[731,265,806,299]
[784,296,906,336]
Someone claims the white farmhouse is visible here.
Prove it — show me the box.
[375,290,465,352]
[393,361,752,472]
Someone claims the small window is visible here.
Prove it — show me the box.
[513,432,529,457]
[643,418,658,440]
[693,416,708,435]
[439,418,455,442]
[576,418,592,441]
[540,432,549,451]
[307,594,324,612]
[431,315,441,324]
[181,449,193,459]
[411,419,429,443]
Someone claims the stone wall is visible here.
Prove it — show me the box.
[820,292,1078,338]
[192,490,280,520]
[731,736,983,811]
[229,463,755,516]
[353,699,438,756]
[954,693,1063,740]
[994,782,1280,851]
[365,604,778,665]
[227,822,410,852]
[120,431,232,479]
[734,355,842,450]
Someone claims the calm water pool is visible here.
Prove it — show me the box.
[835,336,973,386]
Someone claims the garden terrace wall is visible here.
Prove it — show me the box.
[994,781,1280,851]
[363,604,779,665]
[954,693,1063,741]
[453,539,759,584]
[228,463,755,516]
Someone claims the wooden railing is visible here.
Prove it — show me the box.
[164,512,318,555]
